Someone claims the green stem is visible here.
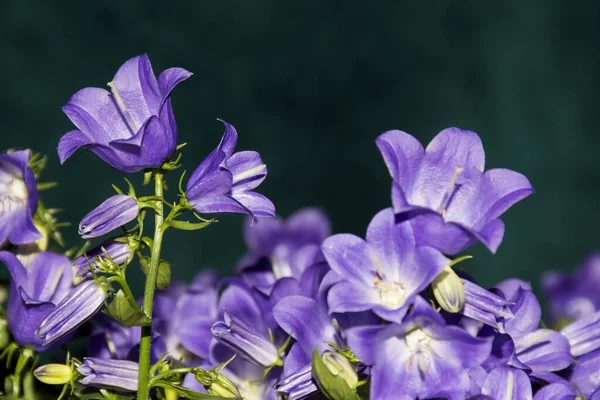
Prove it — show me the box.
[137,171,165,400]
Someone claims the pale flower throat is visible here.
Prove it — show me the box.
[437,166,464,218]
[373,272,406,309]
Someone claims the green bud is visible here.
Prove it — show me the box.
[0,318,9,350]
[432,266,465,313]
[194,369,241,399]
[321,351,358,389]
[33,364,72,385]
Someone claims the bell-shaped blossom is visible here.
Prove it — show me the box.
[0,251,73,350]
[185,121,275,222]
[72,239,132,277]
[77,358,138,392]
[153,271,219,363]
[376,128,533,254]
[239,207,330,291]
[321,208,449,323]
[561,311,600,358]
[274,364,316,400]
[58,54,191,172]
[542,253,600,323]
[36,280,107,345]
[79,194,139,239]
[0,150,40,245]
[460,278,513,333]
[346,299,492,399]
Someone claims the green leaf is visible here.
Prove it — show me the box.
[312,349,358,400]
[164,219,215,231]
[151,381,234,399]
[105,290,150,327]
[140,259,172,290]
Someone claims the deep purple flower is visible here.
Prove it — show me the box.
[275,364,317,400]
[79,194,139,239]
[347,299,492,399]
[36,280,107,345]
[88,317,141,361]
[542,253,600,323]
[533,382,582,400]
[376,128,533,254]
[78,358,138,392]
[58,54,191,172]
[321,208,449,323]
[239,208,330,291]
[185,121,275,222]
[0,251,73,350]
[0,150,40,245]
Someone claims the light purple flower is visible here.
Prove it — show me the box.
[542,253,600,323]
[569,348,600,398]
[321,208,449,323]
[481,367,532,400]
[274,364,317,400]
[561,311,600,358]
[346,299,492,400]
[376,128,533,254]
[36,280,107,345]
[78,358,138,392]
[0,251,73,350]
[79,194,139,239]
[460,278,513,333]
[533,382,581,400]
[185,121,275,223]
[58,54,191,172]
[72,239,131,276]
[0,150,40,245]
[239,208,330,291]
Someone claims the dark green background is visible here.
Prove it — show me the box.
[1,1,598,298]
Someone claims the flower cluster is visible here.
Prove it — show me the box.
[0,54,598,400]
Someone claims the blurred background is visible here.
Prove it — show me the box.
[0,1,598,299]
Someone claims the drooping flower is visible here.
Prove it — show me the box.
[185,121,275,222]
[36,279,107,346]
[321,207,449,323]
[79,194,139,239]
[376,128,533,254]
[58,54,191,172]
[346,299,492,399]
[0,150,41,245]
[0,251,73,350]
[239,207,330,291]
[542,253,600,323]
[77,358,138,392]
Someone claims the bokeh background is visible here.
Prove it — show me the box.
[1,1,598,300]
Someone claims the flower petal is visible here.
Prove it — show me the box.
[321,234,375,286]
[57,130,92,164]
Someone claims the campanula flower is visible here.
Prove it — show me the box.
[78,358,138,392]
[0,251,73,350]
[542,253,600,323]
[72,238,132,276]
[561,311,600,357]
[321,208,449,323]
[239,207,330,291]
[481,367,532,400]
[88,317,141,361]
[376,128,533,254]
[36,279,107,345]
[275,364,316,400]
[346,299,492,399]
[0,150,40,245]
[460,278,513,333]
[58,54,191,172]
[185,121,275,222]
[569,349,600,399]
[79,194,139,239]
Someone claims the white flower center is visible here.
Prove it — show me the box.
[405,328,434,373]
[238,380,264,400]
[0,164,28,217]
[373,277,405,309]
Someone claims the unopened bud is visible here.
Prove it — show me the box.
[33,364,72,385]
[321,351,358,389]
[195,369,241,399]
[432,266,465,313]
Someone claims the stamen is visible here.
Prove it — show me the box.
[107,82,137,135]
[233,164,266,184]
[437,166,464,215]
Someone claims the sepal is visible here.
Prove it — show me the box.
[311,349,360,400]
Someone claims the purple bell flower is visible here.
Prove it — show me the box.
[569,348,600,398]
[542,253,600,323]
[275,364,317,400]
[461,279,513,333]
[561,311,600,358]
[78,358,138,392]
[0,251,73,351]
[185,121,275,223]
[58,54,192,173]
[72,239,131,276]
[376,128,533,254]
[0,149,41,245]
[321,208,449,323]
[36,279,107,345]
[480,366,532,400]
[79,194,139,239]
[346,299,492,399]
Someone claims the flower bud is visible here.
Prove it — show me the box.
[432,266,465,313]
[77,358,138,392]
[79,194,139,239]
[211,310,279,367]
[0,317,10,350]
[321,351,358,389]
[461,279,513,332]
[275,364,318,400]
[36,280,107,345]
[72,239,131,276]
[561,311,600,357]
[195,369,242,399]
[33,364,72,385]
